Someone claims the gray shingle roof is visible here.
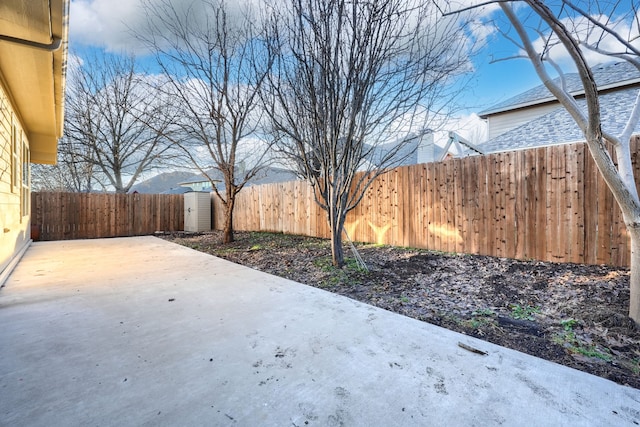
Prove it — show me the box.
[246,167,299,185]
[479,61,640,117]
[370,136,420,166]
[479,87,640,153]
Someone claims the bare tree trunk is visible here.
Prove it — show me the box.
[629,226,640,324]
[588,137,640,324]
[139,0,274,242]
[489,0,640,325]
[328,202,345,267]
[222,190,236,244]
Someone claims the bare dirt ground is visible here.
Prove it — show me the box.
[160,231,640,389]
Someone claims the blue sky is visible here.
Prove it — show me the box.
[459,53,549,113]
[67,0,638,141]
[68,1,536,109]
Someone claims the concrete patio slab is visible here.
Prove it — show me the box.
[0,236,638,426]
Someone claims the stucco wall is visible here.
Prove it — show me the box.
[0,77,30,277]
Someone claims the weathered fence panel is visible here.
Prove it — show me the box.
[31,192,184,241]
[37,137,640,266]
[213,138,640,267]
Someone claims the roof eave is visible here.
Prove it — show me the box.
[479,77,640,119]
[31,0,68,164]
[0,0,69,165]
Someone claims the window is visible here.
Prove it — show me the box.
[11,121,19,193]
[21,138,29,217]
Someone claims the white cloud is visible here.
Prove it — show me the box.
[431,0,501,39]
[469,18,497,44]
[528,11,640,69]
[450,113,487,144]
[433,0,500,19]
[66,52,84,71]
[69,0,266,54]
[71,0,492,56]
[70,0,148,53]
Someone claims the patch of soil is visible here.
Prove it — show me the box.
[159,231,640,389]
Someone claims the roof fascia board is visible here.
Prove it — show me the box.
[480,78,640,118]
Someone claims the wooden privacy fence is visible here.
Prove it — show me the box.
[216,138,640,267]
[31,192,184,241]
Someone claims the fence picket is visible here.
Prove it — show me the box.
[31,192,184,241]
[32,139,640,267]
[226,141,638,267]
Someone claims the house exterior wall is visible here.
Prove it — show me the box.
[416,133,436,164]
[486,103,560,140]
[0,76,30,277]
[180,182,212,192]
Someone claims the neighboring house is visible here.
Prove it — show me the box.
[162,186,195,195]
[178,178,213,192]
[378,131,485,167]
[358,132,479,170]
[132,167,300,194]
[130,171,216,194]
[129,170,197,194]
[418,131,485,163]
[0,0,68,282]
[371,133,424,167]
[478,61,640,153]
[246,167,299,186]
[206,167,299,192]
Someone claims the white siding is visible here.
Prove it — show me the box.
[416,133,436,163]
[487,103,561,140]
[0,78,30,277]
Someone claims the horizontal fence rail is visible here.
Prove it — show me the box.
[215,138,640,267]
[31,192,184,241]
[34,138,639,266]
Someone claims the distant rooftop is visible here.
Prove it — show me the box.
[480,87,640,153]
[479,61,640,117]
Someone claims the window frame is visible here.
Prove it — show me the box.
[11,120,19,193]
[21,136,29,218]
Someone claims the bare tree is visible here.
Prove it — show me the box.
[31,136,100,192]
[31,161,93,193]
[262,0,475,266]
[64,52,175,193]
[444,0,640,324]
[57,137,100,192]
[139,0,274,243]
